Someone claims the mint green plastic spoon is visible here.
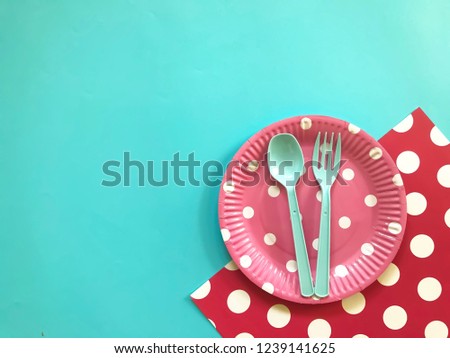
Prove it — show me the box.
[268,134,314,297]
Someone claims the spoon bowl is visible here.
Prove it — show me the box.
[268,134,304,187]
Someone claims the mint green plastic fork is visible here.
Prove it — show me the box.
[312,132,342,298]
[268,134,314,297]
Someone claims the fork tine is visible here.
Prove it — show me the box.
[313,132,321,166]
[334,133,341,170]
[321,132,328,168]
[327,133,334,170]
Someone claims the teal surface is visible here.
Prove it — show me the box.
[1,1,450,337]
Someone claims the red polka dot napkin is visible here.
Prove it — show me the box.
[191,108,450,338]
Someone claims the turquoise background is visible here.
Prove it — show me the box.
[1,1,449,337]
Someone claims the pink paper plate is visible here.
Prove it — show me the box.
[218,115,407,304]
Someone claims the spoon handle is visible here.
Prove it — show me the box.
[315,187,331,297]
[287,187,314,297]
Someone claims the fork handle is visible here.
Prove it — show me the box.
[286,187,314,297]
[315,187,331,297]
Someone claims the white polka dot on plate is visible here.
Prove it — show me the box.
[377,263,400,286]
[364,194,377,207]
[235,332,254,338]
[240,255,252,268]
[383,305,408,330]
[339,216,351,229]
[262,282,275,294]
[393,114,414,133]
[312,238,319,251]
[267,304,291,328]
[342,168,355,181]
[361,243,374,256]
[191,280,211,300]
[247,160,259,171]
[392,173,404,186]
[445,209,450,228]
[208,319,216,328]
[406,192,427,216]
[300,117,312,130]
[221,228,230,242]
[268,185,280,197]
[264,233,276,246]
[388,222,402,235]
[342,292,366,315]
[430,126,450,146]
[223,181,235,193]
[437,165,450,188]
[227,289,251,314]
[320,141,332,153]
[225,260,239,271]
[286,260,297,272]
[418,277,442,302]
[243,206,254,219]
[410,234,434,258]
[335,265,348,277]
[425,321,449,338]
[396,151,420,174]
[316,190,322,202]
[348,123,361,134]
[308,319,332,338]
[369,147,383,160]
[353,334,369,338]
